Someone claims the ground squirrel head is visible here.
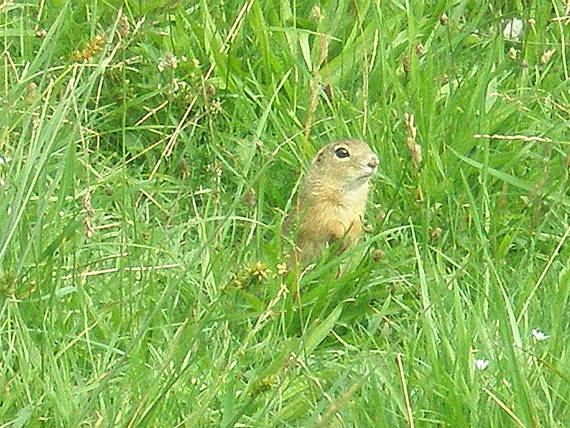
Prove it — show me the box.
[305,138,378,194]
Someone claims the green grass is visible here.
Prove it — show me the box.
[1,0,570,426]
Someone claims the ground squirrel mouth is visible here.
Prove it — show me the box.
[358,171,375,181]
[360,157,378,178]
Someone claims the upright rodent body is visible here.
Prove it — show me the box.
[291,139,378,265]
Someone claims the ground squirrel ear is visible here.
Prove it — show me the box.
[315,150,325,164]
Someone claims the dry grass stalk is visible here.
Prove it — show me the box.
[304,33,330,141]
[404,113,423,201]
[474,134,552,143]
[82,191,95,238]
[405,113,422,169]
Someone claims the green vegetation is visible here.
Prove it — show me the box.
[1,0,570,426]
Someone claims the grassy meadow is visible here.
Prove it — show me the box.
[2,0,570,426]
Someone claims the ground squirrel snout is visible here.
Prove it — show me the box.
[291,138,378,265]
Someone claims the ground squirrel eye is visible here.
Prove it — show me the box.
[335,147,350,158]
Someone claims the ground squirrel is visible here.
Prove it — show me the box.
[290,138,378,265]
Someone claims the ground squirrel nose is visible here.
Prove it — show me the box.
[368,157,378,169]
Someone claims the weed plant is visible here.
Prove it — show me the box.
[1,1,570,426]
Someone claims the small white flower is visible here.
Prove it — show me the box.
[531,329,550,341]
[475,358,490,371]
[157,53,179,72]
[503,18,524,41]
[0,156,5,165]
